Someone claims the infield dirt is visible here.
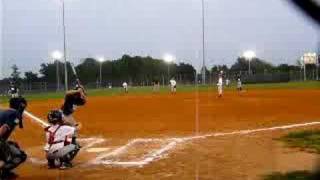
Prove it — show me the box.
[7,89,320,179]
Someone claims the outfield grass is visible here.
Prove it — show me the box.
[245,81,320,90]
[264,130,320,180]
[263,171,320,180]
[279,130,320,153]
[0,81,319,103]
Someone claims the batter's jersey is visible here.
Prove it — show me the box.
[61,92,85,116]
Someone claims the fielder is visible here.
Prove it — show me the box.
[0,97,28,178]
[237,77,243,92]
[169,78,177,94]
[153,80,160,92]
[225,78,230,87]
[44,110,80,170]
[217,72,223,98]
[122,82,128,93]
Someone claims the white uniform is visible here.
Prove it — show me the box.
[226,79,230,86]
[122,82,128,93]
[169,79,177,93]
[217,77,223,96]
[237,78,242,90]
[44,125,75,154]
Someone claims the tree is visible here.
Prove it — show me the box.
[76,58,100,83]
[39,63,57,83]
[39,61,73,86]
[10,64,21,82]
[230,57,274,74]
[176,63,196,83]
[24,71,39,82]
[277,64,290,72]
[24,71,39,90]
[35,55,198,87]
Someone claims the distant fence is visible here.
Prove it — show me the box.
[207,70,316,84]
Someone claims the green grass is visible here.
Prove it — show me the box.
[263,126,320,180]
[279,130,320,153]
[263,171,320,180]
[245,81,320,90]
[0,81,319,103]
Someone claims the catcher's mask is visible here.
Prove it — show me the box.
[47,110,63,125]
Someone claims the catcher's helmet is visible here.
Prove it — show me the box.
[47,110,63,124]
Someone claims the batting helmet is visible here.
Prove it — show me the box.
[47,110,63,124]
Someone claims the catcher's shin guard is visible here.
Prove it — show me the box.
[47,144,80,164]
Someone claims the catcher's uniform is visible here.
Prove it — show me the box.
[44,125,79,168]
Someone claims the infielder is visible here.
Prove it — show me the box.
[225,78,230,87]
[44,110,80,170]
[169,78,177,94]
[217,72,223,98]
[237,77,243,92]
[122,82,128,93]
[153,80,160,93]
[0,97,28,178]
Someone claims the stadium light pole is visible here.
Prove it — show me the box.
[300,56,306,81]
[317,40,320,81]
[243,50,256,75]
[201,0,206,85]
[98,57,105,88]
[51,50,63,91]
[59,0,68,91]
[164,54,175,83]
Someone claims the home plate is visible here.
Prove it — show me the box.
[86,148,110,153]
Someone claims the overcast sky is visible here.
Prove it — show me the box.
[0,0,319,78]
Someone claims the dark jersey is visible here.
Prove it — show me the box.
[0,109,20,140]
[61,92,86,116]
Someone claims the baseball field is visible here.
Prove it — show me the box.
[3,81,320,180]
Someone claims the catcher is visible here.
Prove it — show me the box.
[44,110,80,169]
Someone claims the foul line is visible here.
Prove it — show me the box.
[24,110,320,168]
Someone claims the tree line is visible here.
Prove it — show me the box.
[1,55,317,87]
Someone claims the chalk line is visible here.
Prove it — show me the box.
[24,110,320,168]
[93,121,320,167]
